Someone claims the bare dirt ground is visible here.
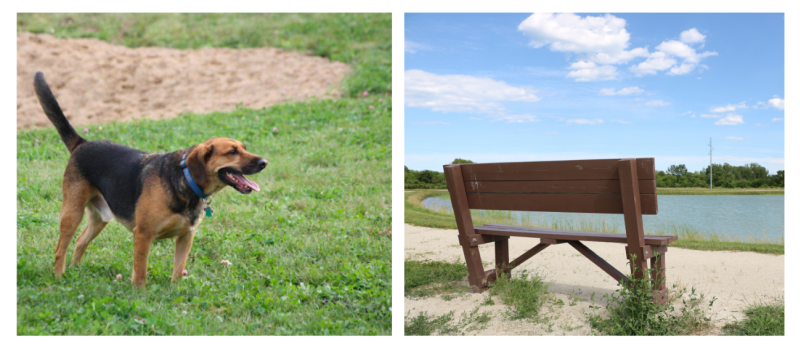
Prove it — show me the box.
[404,224,784,336]
[17,33,350,130]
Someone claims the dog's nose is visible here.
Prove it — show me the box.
[257,159,267,171]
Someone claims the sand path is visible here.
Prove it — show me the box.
[17,33,349,130]
[404,224,784,335]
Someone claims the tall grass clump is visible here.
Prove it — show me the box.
[489,270,551,321]
[588,255,716,335]
[723,299,784,336]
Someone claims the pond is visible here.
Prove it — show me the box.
[421,195,784,242]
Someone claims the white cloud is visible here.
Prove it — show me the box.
[709,101,747,113]
[404,70,541,113]
[491,114,540,123]
[566,62,617,81]
[567,118,604,125]
[772,118,784,122]
[725,136,744,141]
[681,111,693,116]
[630,52,677,76]
[645,100,670,107]
[599,86,644,96]
[519,14,716,80]
[631,38,717,76]
[754,123,768,127]
[518,13,631,54]
[405,40,431,54]
[700,114,720,118]
[715,113,744,125]
[768,97,784,110]
[680,28,706,44]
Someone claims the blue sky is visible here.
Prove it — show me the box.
[404,13,785,174]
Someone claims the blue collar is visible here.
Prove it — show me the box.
[180,153,208,199]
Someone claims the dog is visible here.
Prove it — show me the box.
[33,72,267,287]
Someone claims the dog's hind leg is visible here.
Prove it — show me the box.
[72,196,112,265]
[54,170,94,277]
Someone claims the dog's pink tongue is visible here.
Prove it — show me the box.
[235,174,260,192]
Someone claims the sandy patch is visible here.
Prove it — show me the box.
[404,224,784,335]
[17,32,350,130]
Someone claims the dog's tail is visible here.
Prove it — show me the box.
[33,72,85,153]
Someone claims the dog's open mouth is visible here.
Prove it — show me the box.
[219,168,260,194]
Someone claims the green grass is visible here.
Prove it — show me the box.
[657,187,784,195]
[588,260,716,335]
[404,260,468,298]
[723,300,784,335]
[16,13,391,98]
[405,190,784,255]
[489,271,551,321]
[17,98,391,335]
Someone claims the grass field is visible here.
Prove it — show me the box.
[17,99,391,335]
[17,13,391,335]
[405,190,783,255]
[657,187,784,195]
[16,13,391,98]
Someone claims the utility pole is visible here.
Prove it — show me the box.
[708,138,714,189]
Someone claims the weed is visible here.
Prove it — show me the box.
[404,260,468,298]
[489,270,551,321]
[723,299,784,335]
[588,255,715,335]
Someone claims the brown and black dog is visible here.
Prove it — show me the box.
[34,72,267,287]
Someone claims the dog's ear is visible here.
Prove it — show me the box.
[187,144,214,187]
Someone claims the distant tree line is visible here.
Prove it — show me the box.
[658,163,784,188]
[404,159,473,189]
[405,159,784,189]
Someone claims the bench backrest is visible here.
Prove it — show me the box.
[443,158,658,215]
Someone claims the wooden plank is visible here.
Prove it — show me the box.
[444,164,486,291]
[463,179,656,194]
[459,158,655,181]
[466,192,658,215]
[568,241,630,283]
[619,159,648,280]
[476,224,677,245]
[507,243,550,271]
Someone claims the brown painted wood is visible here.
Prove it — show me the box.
[459,158,656,181]
[619,159,648,279]
[476,224,676,245]
[466,192,658,215]
[568,241,630,283]
[507,243,550,271]
[463,179,656,194]
[651,252,667,293]
[495,238,510,279]
[540,238,567,244]
[444,164,486,291]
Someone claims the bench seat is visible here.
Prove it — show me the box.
[476,224,677,245]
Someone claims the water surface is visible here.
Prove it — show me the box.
[422,195,784,242]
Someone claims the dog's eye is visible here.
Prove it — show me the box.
[228,149,239,155]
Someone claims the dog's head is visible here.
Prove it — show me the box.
[186,137,267,195]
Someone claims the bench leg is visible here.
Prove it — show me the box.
[650,252,668,305]
[460,243,487,293]
[495,238,510,280]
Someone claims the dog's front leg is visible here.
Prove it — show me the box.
[172,230,195,281]
[132,228,155,288]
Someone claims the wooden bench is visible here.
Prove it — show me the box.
[443,158,676,305]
